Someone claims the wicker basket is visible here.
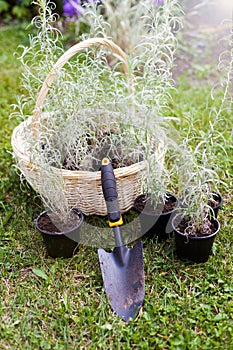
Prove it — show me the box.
[11,38,146,216]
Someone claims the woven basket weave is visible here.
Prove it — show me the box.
[11,38,146,216]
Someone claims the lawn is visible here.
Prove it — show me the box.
[0,12,233,350]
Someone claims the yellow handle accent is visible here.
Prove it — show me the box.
[102,158,110,166]
[109,217,123,228]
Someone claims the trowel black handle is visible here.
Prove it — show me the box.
[101,158,122,224]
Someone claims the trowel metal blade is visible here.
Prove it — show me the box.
[98,240,145,322]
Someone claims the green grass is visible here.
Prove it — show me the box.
[0,22,233,350]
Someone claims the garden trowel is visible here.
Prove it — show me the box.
[98,158,145,322]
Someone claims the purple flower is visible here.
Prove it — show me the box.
[153,0,164,5]
[63,0,101,17]
[63,0,84,17]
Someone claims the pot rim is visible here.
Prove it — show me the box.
[36,209,84,236]
[171,213,220,240]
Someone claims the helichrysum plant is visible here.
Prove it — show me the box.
[172,18,232,235]
[174,140,221,235]
[82,0,183,117]
[80,0,183,207]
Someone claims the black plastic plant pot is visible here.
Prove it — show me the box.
[36,210,84,258]
[134,193,179,241]
[172,214,220,263]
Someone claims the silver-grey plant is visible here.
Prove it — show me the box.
[81,0,184,207]
[173,20,232,235]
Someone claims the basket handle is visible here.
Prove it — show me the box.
[32,38,131,136]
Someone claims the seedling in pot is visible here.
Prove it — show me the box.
[134,130,179,241]
[171,129,225,262]
[172,21,232,239]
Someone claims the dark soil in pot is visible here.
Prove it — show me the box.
[172,214,220,263]
[134,193,179,241]
[36,210,84,258]
[176,216,217,237]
